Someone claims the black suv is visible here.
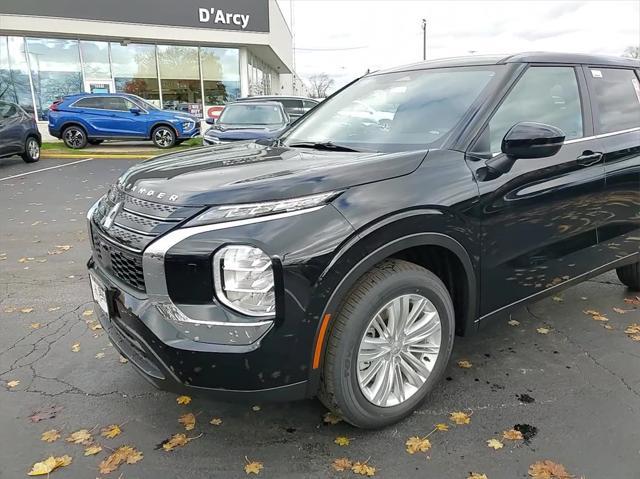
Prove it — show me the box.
[87,53,640,428]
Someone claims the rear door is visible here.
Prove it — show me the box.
[583,66,640,263]
[70,96,112,136]
[0,102,23,155]
[102,97,147,137]
[467,64,607,316]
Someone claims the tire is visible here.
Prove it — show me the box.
[88,139,103,145]
[62,125,88,149]
[151,125,176,148]
[319,259,455,429]
[616,262,640,291]
[21,136,40,163]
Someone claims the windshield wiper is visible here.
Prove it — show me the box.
[287,141,363,152]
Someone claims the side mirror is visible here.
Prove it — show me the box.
[501,122,565,159]
[129,108,142,115]
[205,117,216,125]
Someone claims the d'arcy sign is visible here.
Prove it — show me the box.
[198,8,251,30]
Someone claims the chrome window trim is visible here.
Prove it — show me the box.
[70,96,148,114]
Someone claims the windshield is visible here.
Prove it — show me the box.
[283,66,503,153]
[219,104,285,125]
[131,96,159,111]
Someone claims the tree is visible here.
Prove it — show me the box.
[622,46,640,59]
[308,73,335,99]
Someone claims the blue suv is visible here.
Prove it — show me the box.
[48,93,200,149]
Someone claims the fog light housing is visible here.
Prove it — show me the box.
[213,245,275,317]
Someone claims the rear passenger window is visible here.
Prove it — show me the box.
[279,99,303,110]
[588,68,640,134]
[73,97,105,109]
[303,100,318,109]
[487,67,583,153]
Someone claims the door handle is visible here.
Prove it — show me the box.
[576,151,603,166]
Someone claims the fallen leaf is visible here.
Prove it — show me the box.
[101,424,122,439]
[604,324,614,330]
[613,307,629,314]
[405,436,431,454]
[27,455,72,476]
[179,413,196,431]
[82,309,94,317]
[323,411,342,424]
[99,445,143,474]
[89,322,103,331]
[508,319,520,326]
[551,295,563,303]
[625,324,640,335]
[457,360,473,369]
[20,307,34,313]
[591,314,609,322]
[434,423,449,431]
[176,395,191,405]
[450,411,471,425]
[84,444,103,456]
[623,296,640,306]
[487,438,504,450]
[352,461,376,476]
[468,474,489,479]
[41,429,61,442]
[536,327,550,335]
[252,405,261,411]
[66,429,93,445]
[71,342,81,353]
[48,307,61,312]
[209,417,222,426]
[30,323,42,330]
[334,436,350,446]
[331,457,352,472]
[4,307,16,313]
[29,405,63,423]
[119,355,129,364]
[95,352,105,359]
[503,429,524,440]
[160,433,200,452]
[244,458,264,475]
[528,460,573,479]
[6,380,20,389]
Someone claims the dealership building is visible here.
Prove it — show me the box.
[0,0,306,136]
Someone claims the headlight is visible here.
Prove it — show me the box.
[186,191,340,226]
[213,245,275,317]
[181,121,194,131]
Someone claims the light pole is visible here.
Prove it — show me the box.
[421,19,427,60]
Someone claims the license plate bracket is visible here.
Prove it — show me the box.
[90,274,109,316]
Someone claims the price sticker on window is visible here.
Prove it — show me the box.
[590,69,603,78]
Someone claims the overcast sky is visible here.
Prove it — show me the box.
[276,0,640,91]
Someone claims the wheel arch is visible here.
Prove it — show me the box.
[60,121,88,136]
[149,122,178,139]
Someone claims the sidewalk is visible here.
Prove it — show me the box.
[41,139,202,159]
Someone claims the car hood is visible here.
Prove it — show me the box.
[117,142,427,206]
[156,110,198,122]
[207,124,286,140]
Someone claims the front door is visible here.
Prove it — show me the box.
[85,80,115,94]
[466,64,607,317]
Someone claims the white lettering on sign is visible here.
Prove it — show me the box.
[198,7,249,29]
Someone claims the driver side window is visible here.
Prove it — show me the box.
[486,66,583,154]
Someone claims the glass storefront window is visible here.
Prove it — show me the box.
[200,47,240,107]
[248,54,274,96]
[0,36,35,116]
[26,38,82,120]
[111,42,160,106]
[157,45,202,115]
[80,41,111,80]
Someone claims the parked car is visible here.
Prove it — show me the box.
[203,101,290,145]
[236,95,319,121]
[87,53,640,428]
[48,93,200,149]
[0,100,41,163]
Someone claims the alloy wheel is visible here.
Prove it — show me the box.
[27,138,40,160]
[64,128,84,148]
[357,294,442,407]
[154,128,174,148]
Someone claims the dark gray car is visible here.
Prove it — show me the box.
[0,101,41,163]
[236,96,319,121]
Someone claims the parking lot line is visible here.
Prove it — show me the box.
[0,157,95,182]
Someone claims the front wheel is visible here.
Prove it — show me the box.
[151,126,176,148]
[617,262,640,291]
[21,136,40,163]
[319,259,455,428]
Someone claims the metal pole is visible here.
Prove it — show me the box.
[422,19,427,60]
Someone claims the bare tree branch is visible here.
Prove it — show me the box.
[307,73,335,99]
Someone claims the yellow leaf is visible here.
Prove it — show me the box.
[27,455,72,476]
[613,307,628,314]
[71,342,81,353]
[41,429,61,442]
[48,307,61,312]
[323,411,342,424]
[591,314,609,322]
[487,438,504,450]
[209,417,223,426]
[95,352,105,359]
[551,295,563,302]
[528,460,573,479]
[84,444,102,456]
[457,359,473,369]
[507,319,520,326]
[352,461,376,476]
[252,405,261,411]
[82,309,94,317]
[625,324,640,335]
[334,436,350,446]
[536,327,550,335]
[405,436,431,454]
[468,474,488,479]
[624,296,640,306]
[162,433,189,452]
[244,459,264,475]
[179,413,196,431]
[449,411,471,425]
[99,445,143,474]
[6,380,20,389]
[30,323,41,330]
[331,458,352,472]
[503,429,524,440]
[101,424,122,439]
[176,395,191,405]
[20,307,34,313]
[54,455,72,468]
[66,429,93,445]
[119,355,129,364]
[434,423,449,431]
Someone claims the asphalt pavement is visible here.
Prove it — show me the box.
[1,155,639,479]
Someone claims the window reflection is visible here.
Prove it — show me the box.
[80,41,111,80]
[158,45,202,115]
[111,42,160,106]
[26,38,82,120]
[201,47,240,106]
[0,36,35,116]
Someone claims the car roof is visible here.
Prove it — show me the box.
[376,52,640,74]
[64,92,136,99]
[229,101,285,108]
